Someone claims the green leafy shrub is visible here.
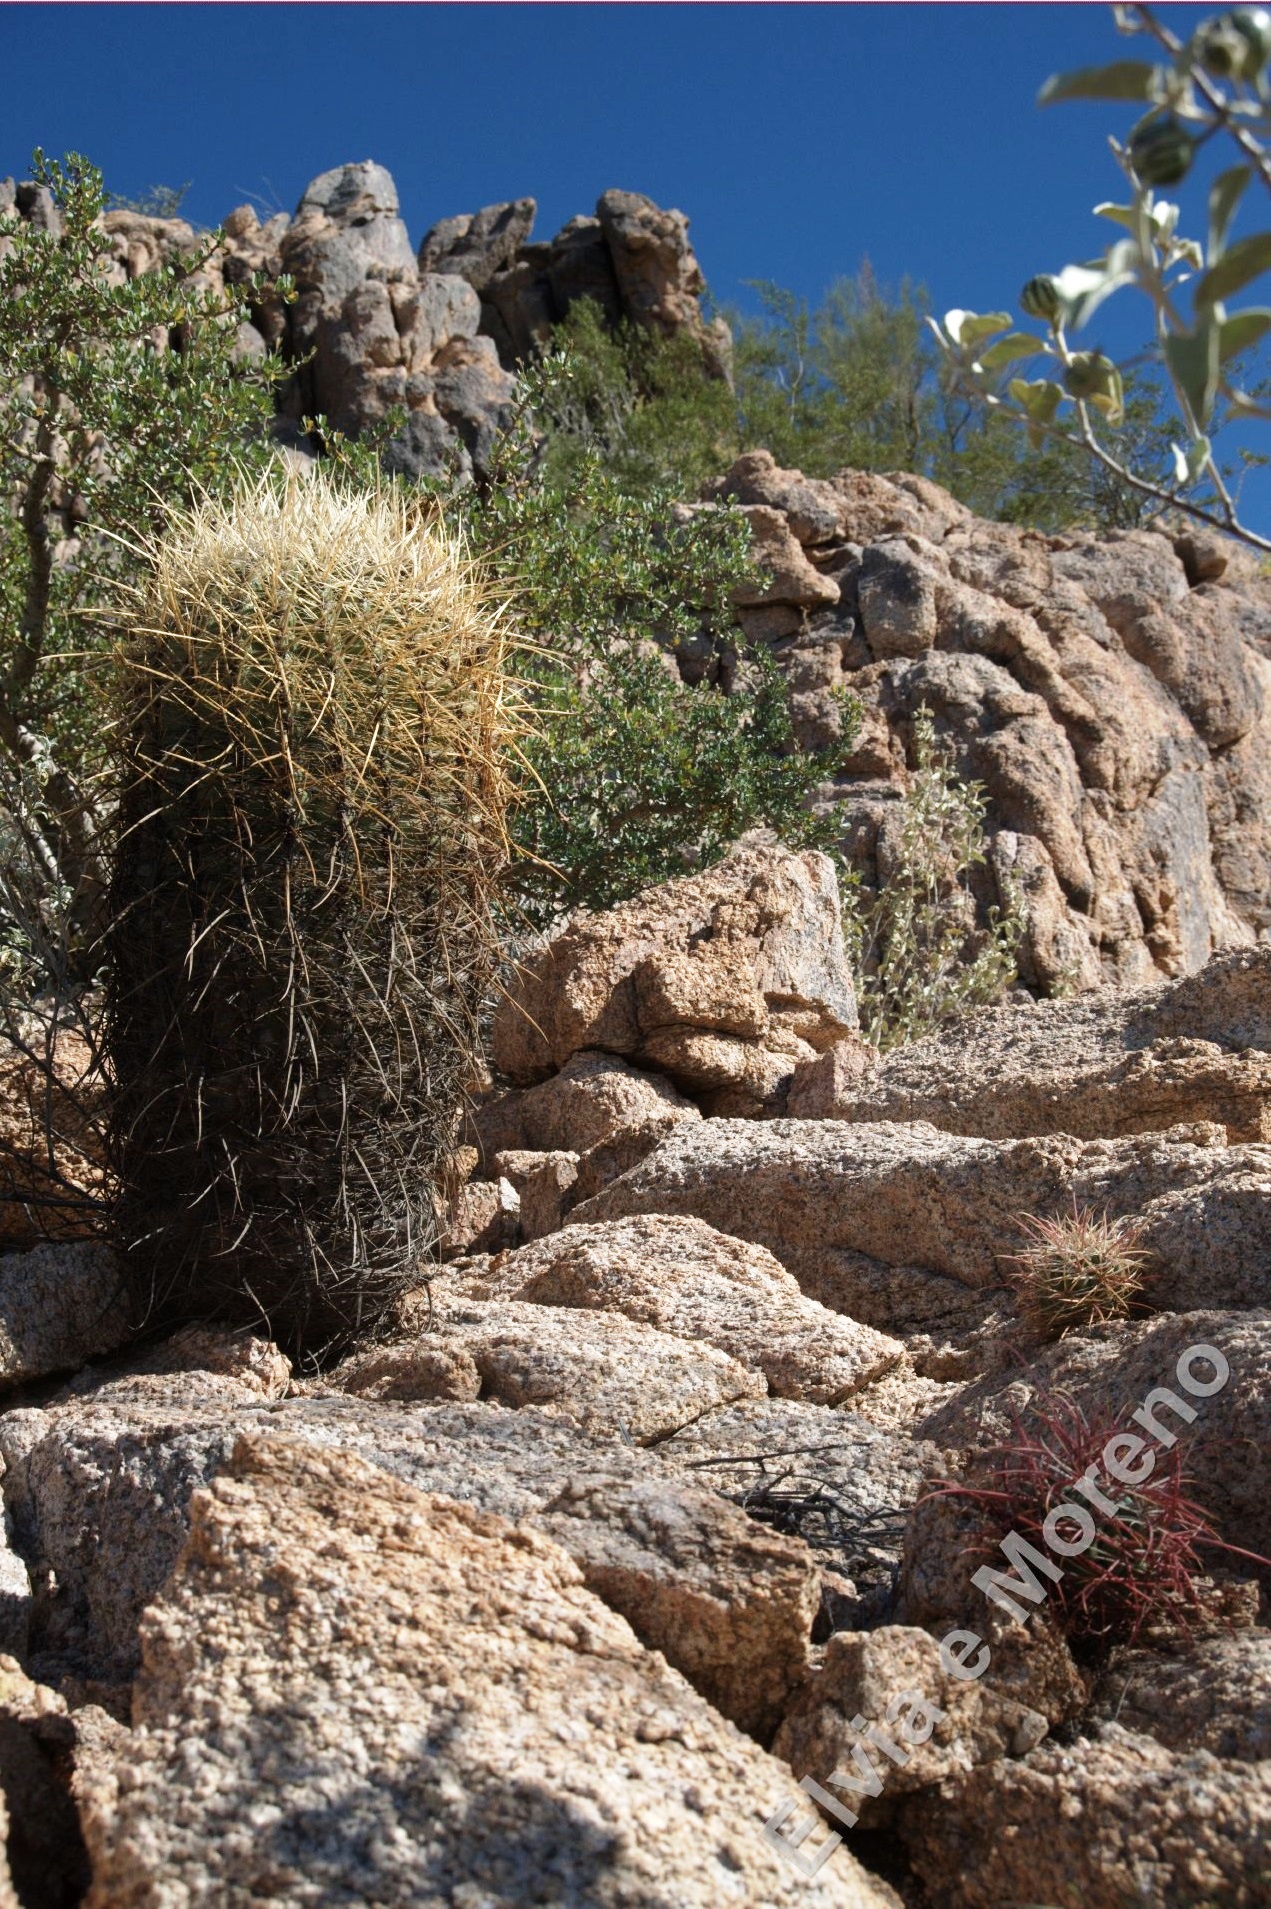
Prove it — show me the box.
[531,296,737,499]
[847,710,1025,1047]
[0,150,287,968]
[105,472,515,1357]
[728,269,1178,532]
[513,644,854,926]
[1005,1201,1153,1339]
[530,270,1181,536]
[418,358,857,930]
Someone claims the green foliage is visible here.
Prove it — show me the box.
[512,644,855,926]
[0,149,288,973]
[846,710,1025,1048]
[1005,1202,1153,1339]
[934,4,1271,552]
[732,270,1182,532]
[0,152,285,760]
[533,268,1184,538]
[456,360,856,928]
[732,269,932,476]
[530,297,736,498]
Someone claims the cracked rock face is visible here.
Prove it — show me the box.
[1091,1629,1271,1762]
[77,1436,897,1907]
[705,450,1271,994]
[578,1118,1271,1319]
[795,945,1271,1143]
[493,843,858,1115]
[458,1213,905,1404]
[773,1623,1050,1826]
[0,1388,837,1737]
[898,1721,1271,1909]
[335,1293,766,1441]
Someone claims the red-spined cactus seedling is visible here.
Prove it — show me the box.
[938,1391,1268,1648]
[1005,1201,1152,1340]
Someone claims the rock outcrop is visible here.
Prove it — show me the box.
[452,1212,905,1404]
[4,162,723,487]
[0,939,1266,1905]
[899,1722,1271,1909]
[790,944,1271,1141]
[494,842,858,1116]
[421,185,731,376]
[703,450,1271,994]
[579,1118,1271,1323]
[79,1436,894,1906]
[277,160,517,477]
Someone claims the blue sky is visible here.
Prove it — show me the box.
[5,2,1267,528]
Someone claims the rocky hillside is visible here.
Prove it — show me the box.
[0,842,1267,1906]
[1,156,1269,1908]
[7,157,1269,991]
[706,452,1271,994]
[0,160,722,486]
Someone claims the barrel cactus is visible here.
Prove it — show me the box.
[104,471,515,1358]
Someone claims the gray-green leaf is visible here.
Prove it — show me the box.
[978,332,1045,371]
[1195,230,1271,306]
[1165,319,1220,427]
[952,310,1014,349]
[1054,253,1137,331]
[1208,167,1252,267]
[1008,377,1066,450]
[1038,60,1162,105]
[1218,306,1271,361]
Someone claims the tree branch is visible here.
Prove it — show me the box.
[1133,4,1271,195]
[1051,400,1271,550]
[4,398,60,716]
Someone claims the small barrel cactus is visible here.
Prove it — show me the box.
[104,471,517,1358]
[1005,1201,1152,1339]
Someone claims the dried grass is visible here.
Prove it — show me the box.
[103,469,520,1358]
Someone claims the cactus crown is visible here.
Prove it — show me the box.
[1004,1200,1152,1340]
[104,469,519,1358]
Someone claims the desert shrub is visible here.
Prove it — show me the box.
[729,270,1177,531]
[413,360,858,931]
[104,472,515,1358]
[846,709,1025,1048]
[0,149,287,968]
[532,271,1179,534]
[513,644,855,927]
[1006,1202,1153,1339]
[531,296,737,499]
[943,1391,1267,1647]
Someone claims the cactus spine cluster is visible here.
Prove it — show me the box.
[104,470,515,1357]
